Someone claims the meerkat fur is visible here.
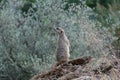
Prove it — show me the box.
[54,27,70,64]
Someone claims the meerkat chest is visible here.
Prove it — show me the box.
[58,37,68,48]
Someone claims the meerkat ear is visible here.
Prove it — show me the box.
[60,30,63,33]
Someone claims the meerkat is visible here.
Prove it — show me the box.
[54,27,70,64]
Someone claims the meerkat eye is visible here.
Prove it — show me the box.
[60,31,63,33]
[56,27,59,30]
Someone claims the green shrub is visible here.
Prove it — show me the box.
[0,0,115,80]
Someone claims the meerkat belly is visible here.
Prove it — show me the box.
[56,48,69,62]
[56,42,69,62]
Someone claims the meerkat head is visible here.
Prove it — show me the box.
[54,27,65,35]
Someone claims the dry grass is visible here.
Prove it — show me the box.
[30,55,120,80]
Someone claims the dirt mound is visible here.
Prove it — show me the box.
[30,56,120,80]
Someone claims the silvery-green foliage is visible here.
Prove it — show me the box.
[0,0,114,80]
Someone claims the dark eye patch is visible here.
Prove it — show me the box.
[56,27,59,30]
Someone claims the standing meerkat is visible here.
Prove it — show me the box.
[54,27,70,64]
